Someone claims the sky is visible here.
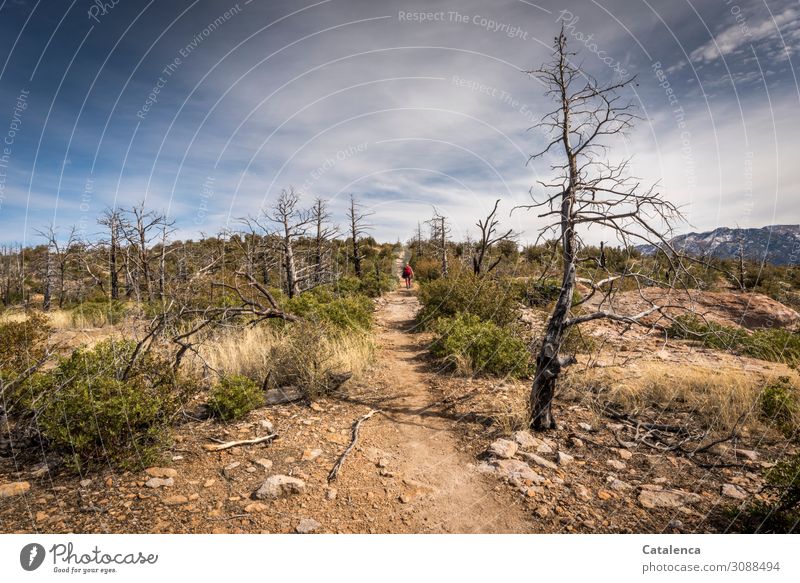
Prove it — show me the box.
[0,0,797,246]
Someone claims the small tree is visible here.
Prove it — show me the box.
[521,29,687,430]
[346,194,373,278]
[472,199,516,276]
[427,210,450,277]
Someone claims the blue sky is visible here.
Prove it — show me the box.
[0,0,798,245]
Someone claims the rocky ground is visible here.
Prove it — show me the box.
[1,285,796,533]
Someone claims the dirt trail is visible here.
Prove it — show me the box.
[350,274,533,533]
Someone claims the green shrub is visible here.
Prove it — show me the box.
[430,313,533,378]
[35,339,189,471]
[0,312,50,374]
[417,274,519,328]
[70,300,128,327]
[285,293,373,332]
[208,375,263,421]
[760,377,799,437]
[734,452,800,533]
[334,274,395,298]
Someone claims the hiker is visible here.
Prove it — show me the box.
[402,263,414,289]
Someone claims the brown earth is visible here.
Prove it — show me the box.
[1,279,796,534]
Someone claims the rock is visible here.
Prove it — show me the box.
[253,475,306,500]
[259,419,275,432]
[519,452,558,470]
[607,459,626,471]
[573,484,592,501]
[492,459,545,484]
[597,490,613,500]
[203,479,215,488]
[0,481,30,498]
[722,483,748,500]
[535,505,550,518]
[577,422,593,431]
[145,467,178,478]
[616,449,633,460]
[638,486,702,509]
[556,451,574,465]
[163,495,188,506]
[79,479,92,488]
[264,386,304,406]
[536,443,554,454]
[377,457,390,468]
[326,488,337,501]
[309,402,323,412]
[607,478,632,491]
[736,449,759,461]
[512,431,540,449]
[667,519,684,530]
[254,459,273,471]
[302,448,322,462]
[246,466,257,473]
[475,462,496,474]
[296,518,321,534]
[244,502,268,513]
[487,439,518,459]
[145,477,174,489]
[570,437,585,449]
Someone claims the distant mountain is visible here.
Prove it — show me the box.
[639,225,800,265]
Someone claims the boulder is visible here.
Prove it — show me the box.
[296,518,322,534]
[253,475,306,500]
[145,467,177,479]
[492,459,545,484]
[638,485,701,509]
[0,481,30,498]
[486,439,518,459]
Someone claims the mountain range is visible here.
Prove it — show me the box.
[639,225,800,265]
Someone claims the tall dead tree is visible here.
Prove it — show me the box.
[36,225,79,308]
[472,199,516,276]
[266,188,311,299]
[98,209,123,300]
[311,198,338,284]
[520,29,687,430]
[346,194,372,278]
[427,210,450,277]
[121,202,173,302]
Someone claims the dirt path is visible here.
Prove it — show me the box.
[346,279,533,533]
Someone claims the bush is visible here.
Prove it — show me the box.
[334,274,395,298]
[430,313,533,378]
[35,340,189,471]
[760,377,799,437]
[70,300,128,327]
[267,321,364,398]
[208,375,263,421]
[668,316,800,365]
[733,452,800,533]
[417,274,519,328]
[284,293,373,332]
[0,312,50,374]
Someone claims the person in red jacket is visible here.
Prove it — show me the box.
[402,263,414,289]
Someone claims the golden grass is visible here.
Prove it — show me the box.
[197,323,374,392]
[0,308,79,329]
[570,361,800,434]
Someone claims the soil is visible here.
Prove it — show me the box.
[1,276,796,534]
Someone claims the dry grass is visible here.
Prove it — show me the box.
[197,323,374,394]
[0,308,102,330]
[568,361,800,434]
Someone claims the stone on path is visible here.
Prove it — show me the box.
[0,481,30,498]
[253,475,306,500]
[296,518,322,534]
[486,439,518,459]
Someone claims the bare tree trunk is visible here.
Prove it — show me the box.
[42,249,52,312]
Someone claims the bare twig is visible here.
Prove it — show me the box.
[327,409,381,482]
[202,433,278,452]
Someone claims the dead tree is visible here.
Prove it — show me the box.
[98,208,123,300]
[120,202,175,302]
[346,194,373,278]
[519,29,687,430]
[36,225,79,308]
[311,198,338,284]
[472,199,516,276]
[427,210,450,277]
[263,188,311,299]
